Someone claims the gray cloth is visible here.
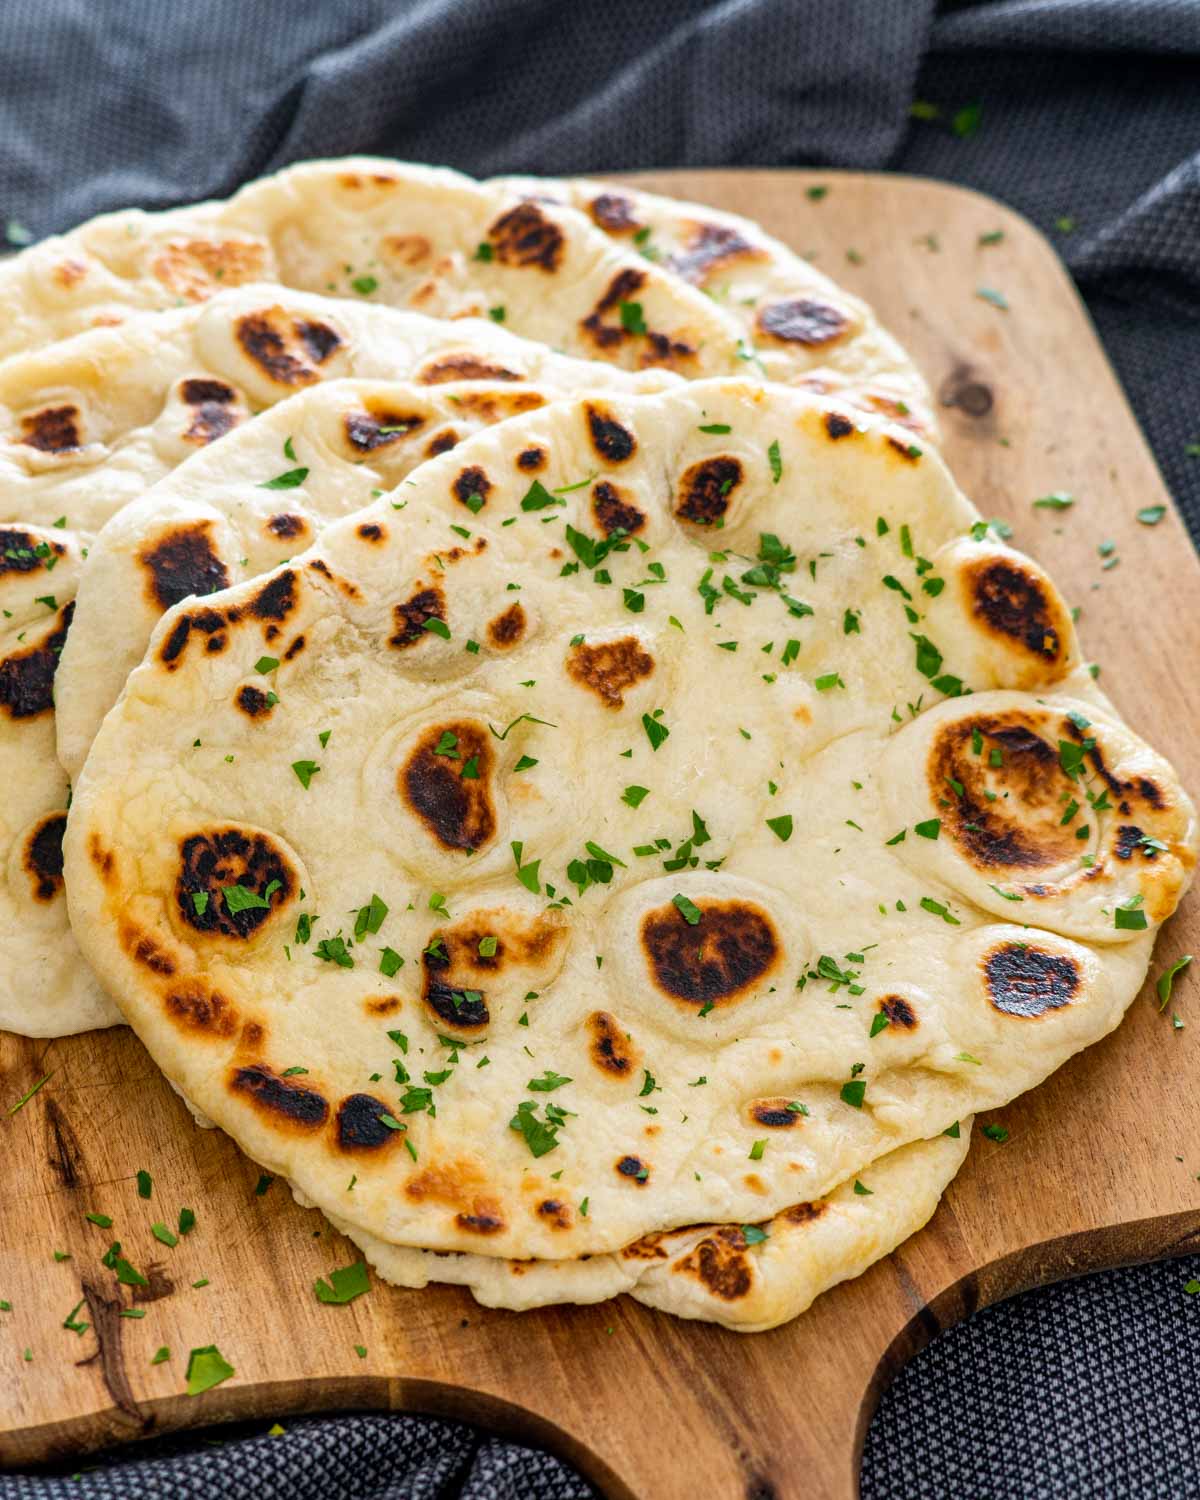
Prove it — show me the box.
[1,2,1197,1496]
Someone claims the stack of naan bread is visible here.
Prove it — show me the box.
[3,159,1192,1331]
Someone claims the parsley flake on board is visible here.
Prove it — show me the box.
[185,1345,236,1396]
[314,1261,370,1304]
[1156,954,1192,1011]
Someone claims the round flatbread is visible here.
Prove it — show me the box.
[0,523,116,1035]
[340,1126,970,1331]
[55,375,677,782]
[3,312,670,1038]
[0,159,758,378]
[492,173,936,434]
[0,281,670,539]
[64,379,1194,1273]
[0,157,933,430]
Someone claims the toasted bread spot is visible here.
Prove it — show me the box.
[248,569,297,623]
[121,921,176,977]
[985,944,1079,1018]
[566,636,653,709]
[404,1159,488,1207]
[580,267,699,368]
[591,481,645,537]
[887,435,921,463]
[418,354,521,385]
[235,684,274,719]
[164,980,238,1037]
[749,1098,805,1128]
[675,1228,754,1300]
[487,602,526,649]
[230,1064,329,1130]
[422,941,490,1031]
[0,604,72,719]
[587,1010,639,1078]
[158,606,225,669]
[487,201,564,271]
[0,528,65,575]
[151,237,268,300]
[380,232,431,265]
[357,522,385,543]
[782,1201,828,1227]
[536,1198,573,1230]
[517,445,546,472]
[585,403,636,464]
[235,309,342,387]
[965,557,1065,666]
[616,1154,650,1184]
[266,513,307,541]
[24,813,66,902]
[757,298,848,347]
[139,523,229,612]
[668,222,767,284]
[675,455,742,526]
[455,1207,505,1235]
[364,995,402,1016]
[336,1094,399,1151]
[825,411,855,439]
[176,827,294,939]
[588,193,642,233]
[88,832,116,883]
[18,404,82,453]
[642,898,779,1009]
[931,711,1083,873]
[879,995,918,1030]
[180,378,243,445]
[52,258,88,289]
[426,429,459,456]
[453,465,492,510]
[389,584,446,648]
[344,408,425,453]
[401,719,496,852]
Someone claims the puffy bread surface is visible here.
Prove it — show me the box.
[492,173,937,434]
[0,523,116,1033]
[341,1126,970,1331]
[55,374,677,781]
[0,156,931,430]
[64,379,1194,1264]
[5,323,669,1039]
[0,282,671,539]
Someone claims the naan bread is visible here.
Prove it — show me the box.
[56,376,680,782]
[0,524,114,1034]
[4,323,669,1039]
[492,174,936,434]
[64,380,1194,1278]
[0,160,757,375]
[0,157,933,431]
[340,1126,970,1331]
[0,281,669,539]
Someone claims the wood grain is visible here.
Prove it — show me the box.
[2,169,1197,1499]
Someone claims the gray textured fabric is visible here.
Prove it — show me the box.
[1,2,1197,1496]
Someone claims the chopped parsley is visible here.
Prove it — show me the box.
[314,1261,370,1305]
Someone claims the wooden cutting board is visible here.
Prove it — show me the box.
[2,169,1198,1499]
